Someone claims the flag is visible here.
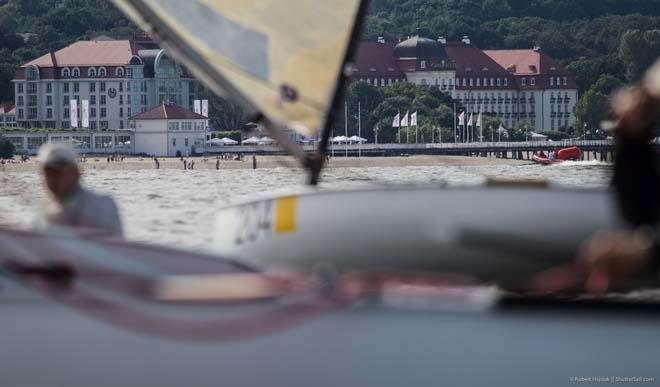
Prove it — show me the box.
[410,112,417,126]
[194,100,201,115]
[392,112,400,128]
[70,99,78,128]
[401,111,409,127]
[458,111,465,125]
[476,112,482,127]
[201,99,209,118]
[467,113,473,127]
[81,100,89,128]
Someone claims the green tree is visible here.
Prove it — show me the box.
[619,29,660,82]
[0,136,15,159]
[573,89,609,134]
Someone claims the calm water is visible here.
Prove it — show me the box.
[0,161,611,252]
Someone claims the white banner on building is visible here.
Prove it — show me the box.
[81,99,89,128]
[70,99,78,128]
[201,99,209,118]
[194,100,201,115]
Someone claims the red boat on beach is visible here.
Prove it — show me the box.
[532,147,582,164]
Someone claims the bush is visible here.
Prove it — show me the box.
[0,136,16,159]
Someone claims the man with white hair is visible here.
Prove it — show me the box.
[37,144,123,236]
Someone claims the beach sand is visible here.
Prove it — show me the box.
[0,154,530,173]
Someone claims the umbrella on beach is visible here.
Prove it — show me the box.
[332,136,350,143]
[349,135,367,143]
[259,137,275,145]
[242,136,262,145]
[219,137,239,145]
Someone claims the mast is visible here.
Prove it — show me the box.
[358,100,361,157]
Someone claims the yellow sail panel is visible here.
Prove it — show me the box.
[112,0,363,135]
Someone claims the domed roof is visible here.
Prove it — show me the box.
[394,36,446,60]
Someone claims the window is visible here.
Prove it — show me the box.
[185,138,189,147]
[497,78,501,86]
[46,96,52,106]
[521,78,527,86]
[72,68,80,77]
[73,82,79,93]
[18,109,24,119]
[90,82,96,92]
[27,83,36,93]
[17,83,23,93]
[120,120,124,129]
[64,108,69,118]
[504,78,508,87]
[100,121,108,129]
[90,95,96,105]
[46,83,52,93]
[172,138,177,146]
[381,78,385,86]
[557,77,561,86]
[91,108,96,118]
[17,96,24,106]
[119,82,123,92]
[127,107,131,117]
[99,67,107,77]
[550,77,555,86]
[563,77,567,86]
[120,107,123,117]
[127,95,131,104]
[530,78,536,86]
[119,95,123,105]
[420,60,427,69]
[62,68,70,78]
[100,82,106,92]
[126,68,133,78]
[46,108,53,119]
[100,108,106,118]
[462,78,466,87]
[89,68,97,77]
[476,78,480,87]
[115,67,125,77]
[469,78,474,86]
[63,95,69,106]
[100,95,106,105]
[127,81,131,91]
[64,83,70,93]
[141,95,148,105]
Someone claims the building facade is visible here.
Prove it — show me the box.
[351,36,578,131]
[0,103,17,128]
[12,35,196,130]
[129,103,208,157]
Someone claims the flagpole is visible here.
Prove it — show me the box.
[398,110,401,144]
[344,100,348,158]
[453,103,457,143]
[358,100,361,158]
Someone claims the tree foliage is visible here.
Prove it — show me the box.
[0,135,15,158]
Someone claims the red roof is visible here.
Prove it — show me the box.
[483,49,570,76]
[23,40,136,68]
[444,42,512,78]
[0,102,14,114]
[351,41,404,78]
[130,103,207,120]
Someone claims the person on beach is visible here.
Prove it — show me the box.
[190,160,195,170]
[36,144,123,236]
[154,157,160,169]
[252,154,257,169]
[216,157,220,170]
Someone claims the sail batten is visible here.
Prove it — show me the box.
[112,0,365,137]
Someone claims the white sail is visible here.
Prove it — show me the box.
[111,0,366,137]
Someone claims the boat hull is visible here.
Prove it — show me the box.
[215,186,620,287]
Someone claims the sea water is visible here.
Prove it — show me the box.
[0,161,612,252]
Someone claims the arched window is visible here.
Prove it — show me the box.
[98,67,107,77]
[115,67,125,77]
[72,67,80,77]
[62,68,71,78]
[88,67,97,77]
[26,66,39,81]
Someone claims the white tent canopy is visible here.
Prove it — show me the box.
[530,132,548,141]
[206,138,223,145]
[242,136,262,145]
[259,136,275,145]
[219,137,239,145]
[332,135,350,143]
[349,135,367,143]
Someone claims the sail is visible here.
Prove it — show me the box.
[112,0,367,136]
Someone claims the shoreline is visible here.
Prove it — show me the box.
[0,155,531,173]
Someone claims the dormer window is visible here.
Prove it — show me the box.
[465,67,472,72]
[550,66,557,71]
[61,68,70,78]
[115,67,125,77]
[420,60,427,69]
[522,78,527,86]
[507,65,516,73]
[72,67,80,77]
[550,77,555,86]
[530,77,536,86]
[369,67,376,72]
[482,67,488,71]
[88,67,97,77]
[528,65,537,73]
[562,77,567,86]
[388,67,395,71]
[26,66,39,81]
[98,67,107,77]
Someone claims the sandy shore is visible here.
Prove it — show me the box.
[0,154,530,173]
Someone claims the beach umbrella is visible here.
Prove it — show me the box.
[219,137,239,145]
[206,138,224,145]
[259,136,275,145]
[349,135,367,143]
[242,136,262,145]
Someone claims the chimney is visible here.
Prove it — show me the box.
[377,36,385,44]
[438,36,447,44]
[462,36,471,45]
